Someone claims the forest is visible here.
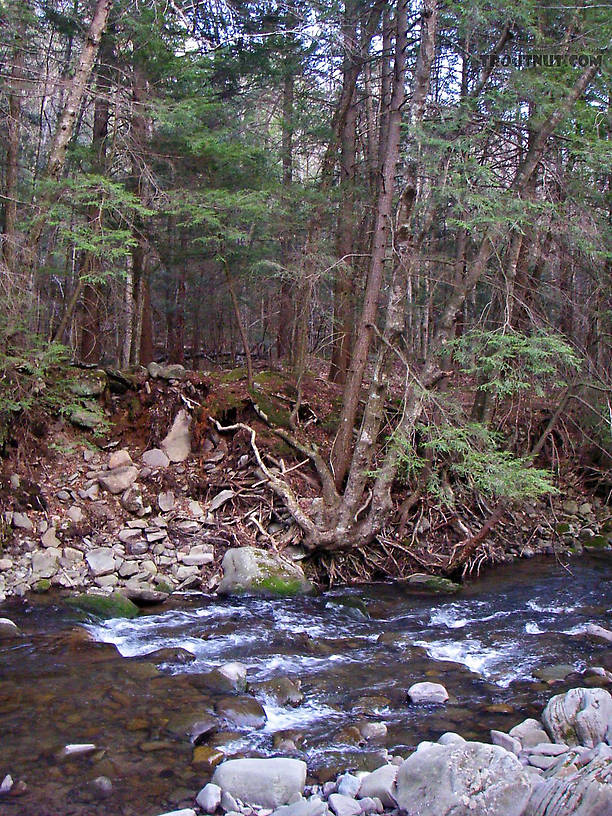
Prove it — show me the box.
[0,0,611,565]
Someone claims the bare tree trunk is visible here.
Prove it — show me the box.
[26,0,113,274]
[277,67,294,362]
[331,0,410,488]
[3,11,25,276]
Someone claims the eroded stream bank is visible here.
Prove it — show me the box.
[1,554,611,816]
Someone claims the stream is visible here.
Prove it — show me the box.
[1,553,611,815]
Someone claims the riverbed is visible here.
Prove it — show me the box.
[1,553,610,815]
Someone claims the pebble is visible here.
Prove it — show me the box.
[0,775,13,794]
[328,794,362,816]
[196,783,222,813]
[337,774,361,798]
[158,491,175,512]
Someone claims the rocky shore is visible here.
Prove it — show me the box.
[146,686,611,816]
[0,363,610,605]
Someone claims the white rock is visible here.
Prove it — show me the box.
[0,618,20,638]
[438,732,466,746]
[196,783,223,813]
[209,489,235,512]
[212,758,307,808]
[218,661,248,691]
[407,681,449,704]
[41,527,61,548]
[67,505,84,523]
[154,811,196,816]
[98,466,139,494]
[142,448,170,469]
[161,409,192,462]
[395,741,535,816]
[509,718,550,748]
[85,548,116,577]
[542,688,612,748]
[12,512,33,531]
[584,624,612,643]
[188,499,204,517]
[0,558,13,570]
[158,491,175,512]
[109,449,133,469]
[31,550,59,578]
[59,743,97,758]
[491,730,522,755]
[328,794,361,816]
[357,765,398,807]
[337,775,361,798]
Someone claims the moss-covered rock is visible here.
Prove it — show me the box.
[65,592,140,619]
[404,573,461,595]
[217,547,313,597]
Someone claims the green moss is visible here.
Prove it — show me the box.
[252,575,311,596]
[583,535,609,549]
[217,367,247,383]
[253,393,291,428]
[34,579,51,593]
[405,574,461,594]
[555,522,571,534]
[155,579,173,594]
[327,596,370,617]
[65,592,140,619]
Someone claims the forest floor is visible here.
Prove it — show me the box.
[0,359,610,602]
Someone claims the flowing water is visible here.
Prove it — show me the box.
[1,553,611,815]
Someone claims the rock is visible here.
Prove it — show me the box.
[0,618,20,639]
[196,783,223,813]
[181,547,214,566]
[394,741,535,816]
[148,361,187,380]
[220,790,240,812]
[69,371,106,396]
[438,732,466,746]
[188,499,204,517]
[109,449,133,469]
[328,794,361,816]
[142,448,170,469]
[404,574,461,594]
[91,776,113,799]
[41,526,61,548]
[209,489,235,512]
[542,687,612,747]
[523,742,612,816]
[98,466,139,494]
[31,549,59,578]
[70,408,104,429]
[217,547,312,597]
[121,486,146,514]
[490,730,521,755]
[337,774,361,798]
[270,797,328,816]
[534,664,575,684]
[0,558,13,570]
[85,547,117,576]
[161,409,192,462]
[67,505,84,523]
[407,681,449,704]
[217,662,248,692]
[509,719,551,748]
[584,624,612,643]
[357,764,398,807]
[216,695,267,729]
[358,722,387,743]
[0,774,13,794]
[528,743,569,756]
[59,743,97,758]
[65,592,139,619]
[12,512,33,530]
[562,500,579,514]
[158,491,175,512]
[254,676,304,706]
[212,758,307,808]
[79,483,100,500]
[155,811,196,816]
[123,582,169,605]
[527,754,558,770]
[193,745,225,770]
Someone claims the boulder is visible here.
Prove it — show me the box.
[217,547,312,597]
[408,681,449,704]
[85,547,117,577]
[542,688,612,747]
[490,730,521,755]
[357,764,398,807]
[142,448,170,469]
[98,466,139,494]
[12,512,33,530]
[69,371,106,397]
[509,719,550,748]
[253,675,304,706]
[65,592,139,619]
[523,743,612,816]
[148,361,187,380]
[212,757,307,808]
[217,661,248,692]
[31,549,59,579]
[70,407,104,429]
[161,409,192,462]
[394,740,534,816]
[0,618,20,639]
[404,574,461,594]
[337,774,361,798]
[216,695,267,729]
[109,449,133,469]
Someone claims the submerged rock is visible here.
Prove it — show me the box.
[217,547,312,597]
[0,618,20,639]
[404,574,461,594]
[395,741,534,816]
[212,757,307,808]
[542,687,612,747]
